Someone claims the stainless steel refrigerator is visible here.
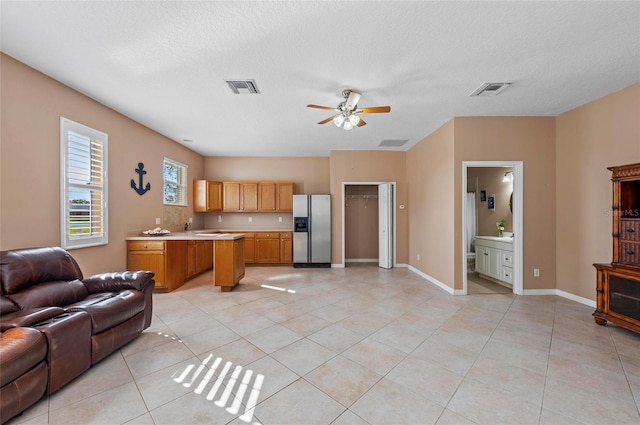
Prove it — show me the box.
[293,194,331,268]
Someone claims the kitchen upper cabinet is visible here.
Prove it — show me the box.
[223,182,258,212]
[258,182,294,212]
[193,180,222,212]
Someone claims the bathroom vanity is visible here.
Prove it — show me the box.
[475,236,513,286]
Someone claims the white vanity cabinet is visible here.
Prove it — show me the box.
[475,236,513,286]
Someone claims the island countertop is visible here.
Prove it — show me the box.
[126,231,244,241]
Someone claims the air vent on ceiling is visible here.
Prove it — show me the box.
[469,82,511,97]
[225,79,260,94]
[378,139,409,147]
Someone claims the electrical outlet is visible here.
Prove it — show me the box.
[417,254,421,261]
[248,217,252,223]
[278,216,282,223]
[534,268,540,277]
[217,215,222,223]
[188,217,193,223]
[155,217,161,225]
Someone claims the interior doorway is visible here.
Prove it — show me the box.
[341,182,396,268]
[462,162,523,295]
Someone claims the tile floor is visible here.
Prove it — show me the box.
[467,273,512,295]
[8,265,640,425]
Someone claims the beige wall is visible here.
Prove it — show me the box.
[454,117,557,291]
[329,151,408,265]
[469,167,514,235]
[406,120,456,285]
[556,83,640,301]
[0,54,204,275]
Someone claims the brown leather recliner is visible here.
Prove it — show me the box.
[0,247,154,424]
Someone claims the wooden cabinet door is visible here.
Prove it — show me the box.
[244,234,255,263]
[280,231,293,263]
[241,183,259,211]
[223,182,241,211]
[207,182,223,211]
[127,249,166,291]
[194,180,222,212]
[277,183,294,212]
[196,240,213,273]
[234,239,246,282]
[255,232,280,263]
[258,183,277,211]
[186,241,196,277]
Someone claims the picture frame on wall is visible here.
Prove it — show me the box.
[480,189,487,202]
[488,194,495,210]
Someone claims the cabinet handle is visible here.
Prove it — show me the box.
[144,244,147,248]
[627,250,635,255]
[484,253,489,256]
[596,288,604,293]
[626,228,635,233]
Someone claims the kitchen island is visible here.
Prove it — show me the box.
[126,231,245,292]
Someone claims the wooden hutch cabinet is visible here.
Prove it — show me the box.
[594,163,640,333]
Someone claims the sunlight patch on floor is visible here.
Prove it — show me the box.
[261,284,296,294]
[173,354,264,424]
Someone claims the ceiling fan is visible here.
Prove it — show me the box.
[307,90,391,130]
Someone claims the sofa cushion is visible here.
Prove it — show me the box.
[0,327,47,386]
[0,296,18,315]
[1,247,83,294]
[6,280,89,310]
[68,290,145,334]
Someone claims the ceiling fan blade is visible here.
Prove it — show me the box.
[357,118,367,127]
[307,104,337,111]
[345,91,361,110]
[317,116,336,125]
[355,106,391,114]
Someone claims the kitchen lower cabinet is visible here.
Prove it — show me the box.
[255,232,281,263]
[280,232,293,264]
[187,240,213,278]
[127,240,187,292]
[213,238,245,291]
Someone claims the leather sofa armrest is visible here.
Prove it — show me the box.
[82,271,155,294]
[0,307,66,331]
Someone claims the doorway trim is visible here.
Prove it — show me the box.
[462,161,523,295]
[341,182,397,268]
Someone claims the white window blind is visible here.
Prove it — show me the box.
[60,117,108,249]
[163,158,188,206]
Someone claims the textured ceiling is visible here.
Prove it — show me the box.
[1,1,639,157]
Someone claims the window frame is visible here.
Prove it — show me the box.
[60,117,108,249]
[163,157,188,206]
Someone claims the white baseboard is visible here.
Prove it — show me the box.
[555,289,596,308]
[394,263,408,268]
[407,265,455,295]
[331,263,345,268]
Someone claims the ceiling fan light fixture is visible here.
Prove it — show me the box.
[348,114,360,126]
[333,115,345,127]
[343,120,354,130]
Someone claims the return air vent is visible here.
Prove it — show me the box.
[469,82,511,97]
[378,139,409,147]
[225,79,260,94]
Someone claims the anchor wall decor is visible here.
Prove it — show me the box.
[131,162,151,196]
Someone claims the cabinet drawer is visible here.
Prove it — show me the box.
[280,232,292,239]
[128,241,165,251]
[502,267,513,284]
[256,232,280,239]
[501,251,513,267]
[621,219,640,242]
[620,242,640,265]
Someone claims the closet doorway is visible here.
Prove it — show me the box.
[342,182,395,268]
